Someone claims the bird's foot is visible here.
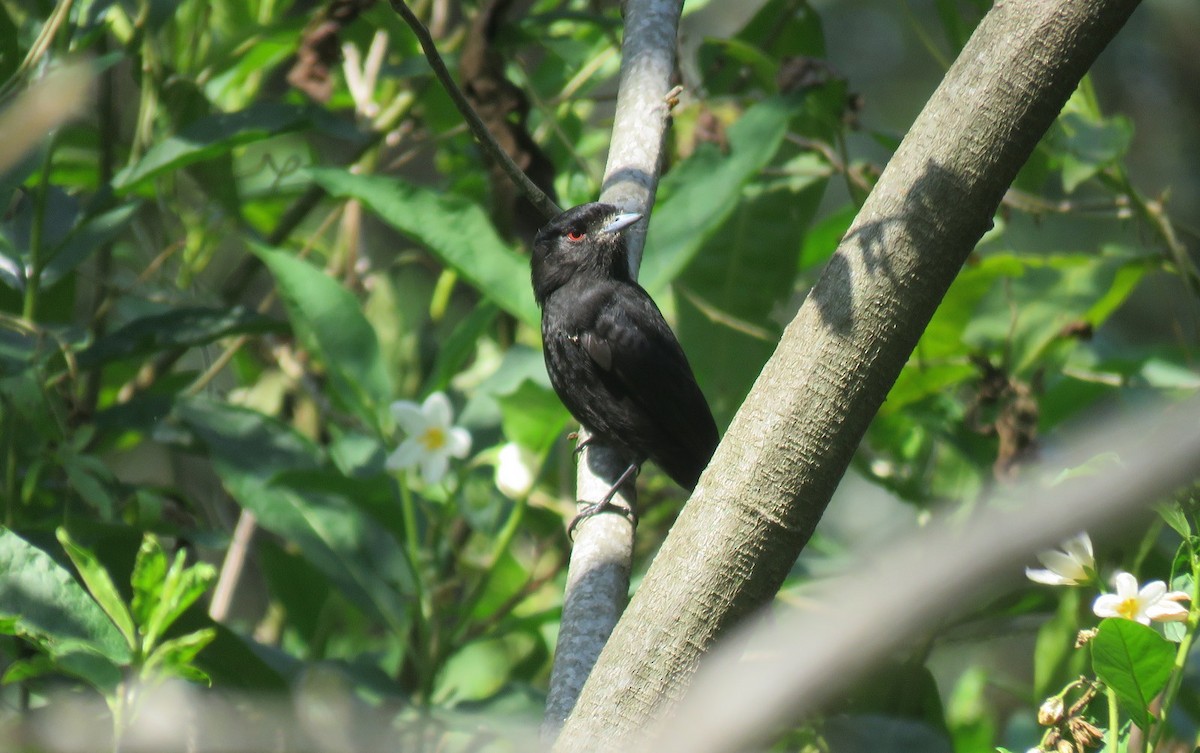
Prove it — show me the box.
[566,461,641,540]
[570,433,596,461]
[567,498,638,540]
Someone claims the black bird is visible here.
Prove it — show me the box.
[532,202,719,533]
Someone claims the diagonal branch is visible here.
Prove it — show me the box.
[389,0,561,220]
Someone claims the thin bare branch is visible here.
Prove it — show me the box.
[389,0,562,221]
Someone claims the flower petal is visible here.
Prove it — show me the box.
[1146,600,1189,622]
[386,439,423,471]
[391,401,426,433]
[420,451,449,485]
[1138,579,1167,604]
[1027,567,1071,586]
[446,427,472,458]
[423,392,453,427]
[1038,550,1087,582]
[1062,532,1094,563]
[1093,594,1123,619]
[1112,571,1139,598]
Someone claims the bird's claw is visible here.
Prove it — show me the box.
[570,434,595,461]
[567,499,638,540]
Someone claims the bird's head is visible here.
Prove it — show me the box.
[531,202,642,306]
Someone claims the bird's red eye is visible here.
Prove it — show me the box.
[566,230,585,242]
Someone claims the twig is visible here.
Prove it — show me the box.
[389,0,562,220]
[208,510,258,622]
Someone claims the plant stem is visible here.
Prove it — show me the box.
[1108,686,1121,753]
[3,409,16,527]
[398,474,434,697]
[448,493,529,647]
[22,134,57,321]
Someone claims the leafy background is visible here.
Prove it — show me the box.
[1,0,1198,750]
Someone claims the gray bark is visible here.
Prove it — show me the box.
[553,0,1143,748]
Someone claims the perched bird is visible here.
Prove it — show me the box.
[532,202,719,533]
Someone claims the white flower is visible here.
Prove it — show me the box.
[342,30,387,120]
[1026,532,1096,586]
[495,443,537,499]
[1092,571,1191,625]
[386,393,471,484]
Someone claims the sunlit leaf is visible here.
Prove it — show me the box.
[432,634,538,706]
[142,628,217,685]
[130,535,168,629]
[55,528,137,653]
[1091,617,1174,730]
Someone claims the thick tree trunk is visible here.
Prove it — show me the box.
[553,0,1143,749]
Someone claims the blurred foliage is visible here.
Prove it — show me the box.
[0,0,1197,751]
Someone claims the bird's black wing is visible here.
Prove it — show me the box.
[582,282,718,489]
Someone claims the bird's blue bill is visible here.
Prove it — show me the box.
[601,212,642,234]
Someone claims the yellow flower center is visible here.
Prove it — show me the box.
[1116,597,1141,621]
[420,426,447,451]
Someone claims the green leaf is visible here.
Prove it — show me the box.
[1033,589,1082,697]
[55,528,137,653]
[469,550,531,622]
[42,202,140,288]
[130,535,168,629]
[961,253,1148,374]
[140,547,216,651]
[1140,357,1200,390]
[77,306,282,368]
[1156,504,1191,540]
[309,168,540,328]
[142,628,217,685]
[676,169,824,420]
[423,302,499,395]
[256,539,333,649]
[496,380,571,454]
[696,37,778,92]
[57,445,117,517]
[192,623,290,692]
[1,652,57,684]
[254,245,393,427]
[176,398,410,631]
[641,97,798,296]
[112,103,334,192]
[1058,110,1134,193]
[1048,452,1122,486]
[0,529,131,665]
[1091,618,1175,729]
[432,634,538,706]
[799,203,856,272]
[934,0,971,51]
